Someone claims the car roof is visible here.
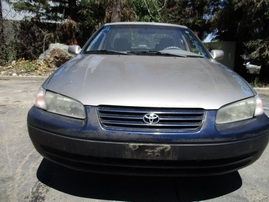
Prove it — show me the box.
[104,22,188,29]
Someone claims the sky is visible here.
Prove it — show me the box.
[2,0,30,20]
[204,33,214,42]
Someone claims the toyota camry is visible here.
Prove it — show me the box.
[27,22,269,176]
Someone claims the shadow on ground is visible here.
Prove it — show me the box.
[37,159,242,201]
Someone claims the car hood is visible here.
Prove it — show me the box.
[44,54,255,109]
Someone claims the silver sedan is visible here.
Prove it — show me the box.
[27,22,269,176]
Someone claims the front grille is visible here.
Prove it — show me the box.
[97,106,205,132]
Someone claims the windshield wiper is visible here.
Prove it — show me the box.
[129,50,205,58]
[127,50,186,57]
[184,54,204,58]
[85,50,205,58]
[84,50,128,55]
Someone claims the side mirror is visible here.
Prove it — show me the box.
[210,49,224,61]
[68,45,82,55]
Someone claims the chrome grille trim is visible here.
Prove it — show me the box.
[97,106,205,132]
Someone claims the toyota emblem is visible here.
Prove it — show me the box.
[143,113,160,125]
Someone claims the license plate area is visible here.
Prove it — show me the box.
[126,144,174,160]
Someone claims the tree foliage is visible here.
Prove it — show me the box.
[2,0,269,82]
[7,0,222,40]
[210,0,269,81]
[162,0,220,39]
[6,0,107,42]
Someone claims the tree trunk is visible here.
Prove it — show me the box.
[67,0,77,21]
[0,0,3,20]
[0,0,3,37]
[111,0,121,22]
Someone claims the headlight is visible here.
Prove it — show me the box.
[216,95,264,124]
[35,87,86,119]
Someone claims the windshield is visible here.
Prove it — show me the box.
[83,24,210,58]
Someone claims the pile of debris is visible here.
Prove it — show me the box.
[0,43,75,77]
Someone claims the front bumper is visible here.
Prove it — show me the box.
[28,106,269,176]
